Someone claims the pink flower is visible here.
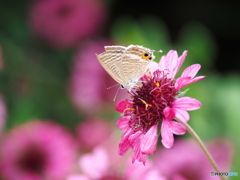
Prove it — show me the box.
[76,118,112,150]
[0,120,77,180]
[154,139,233,180]
[116,50,205,164]
[69,40,128,113]
[29,0,107,48]
[67,146,166,180]
[124,160,166,180]
[67,146,123,180]
[0,95,7,135]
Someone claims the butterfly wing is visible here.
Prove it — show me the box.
[96,46,127,86]
[119,45,152,88]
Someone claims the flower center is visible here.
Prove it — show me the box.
[17,144,47,174]
[127,70,177,133]
[57,4,73,19]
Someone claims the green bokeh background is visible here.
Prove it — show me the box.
[0,0,239,178]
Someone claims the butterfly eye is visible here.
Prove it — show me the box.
[144,53,149,57]
[149,57,152,60]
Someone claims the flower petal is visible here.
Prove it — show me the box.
[141,125,158,155]
[148,61,160,74]
[175,76,192,90]
[129,131,142,147]
[118,128,133,155]
[129,132,147,164]
[161,119,174,148]
[116,99,132,113]
[116,116,130,130]
[188,76,206,85]
[158,50,179,78]
[169,121,187,135]
[132,151,147,165]
[175,76,205,90]
[173,97,202,111]
[173,50,188,78]
[174,108,190,122]
[79,147,109,179]
[181,64,201,78]
[163,107,175,120]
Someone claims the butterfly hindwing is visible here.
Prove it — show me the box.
[119,45,153,87]
[96,46,127,85]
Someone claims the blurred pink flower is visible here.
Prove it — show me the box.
[29,0,107,48]
[154,139,233,180]
[0,95,6,134]
[0,120,77,180]
[124,159,166,180]
[67,146,166,180]
[116,50,205,164]
[76,118,112,150]
[69,40,128,113]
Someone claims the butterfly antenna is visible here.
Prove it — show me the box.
[151,49,163,53]
[113,86,121,101]
[107,83,120,90]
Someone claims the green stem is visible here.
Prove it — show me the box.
[175,118,226,180]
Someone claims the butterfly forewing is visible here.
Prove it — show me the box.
[119,45,153,87]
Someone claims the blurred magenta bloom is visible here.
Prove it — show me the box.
[76,118,112,150]
[125,160,166,180]
[67,146,166,180]
[29,0,107,48]
[116,50,205,164]
[0,120,77,180]
[0,95,6,134]
[69,40,128,113]
[154,139,233,180]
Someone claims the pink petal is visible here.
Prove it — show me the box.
[175,76,205,90]
[141,125,158,155]
[188,76,206,85]
[172,51,188,78]
[181,64,201,78]
[132,151,147,165]
[79,147,109,179]
[148,61,160,74]
[158,50,179,78]
[118,128,133,155]
[174,108,190,122]
[173,97,202,111]
[161,119,174,148]
[116,100,131,113]
[129,132,147,164]
[116,116,130,130]
[169,121,187,135]
[175,76,191,91]
[163,107,175,120]
[129,131,142,147]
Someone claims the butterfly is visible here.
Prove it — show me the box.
[96,45,160,91]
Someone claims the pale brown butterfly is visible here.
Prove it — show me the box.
[96,45,161,92]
